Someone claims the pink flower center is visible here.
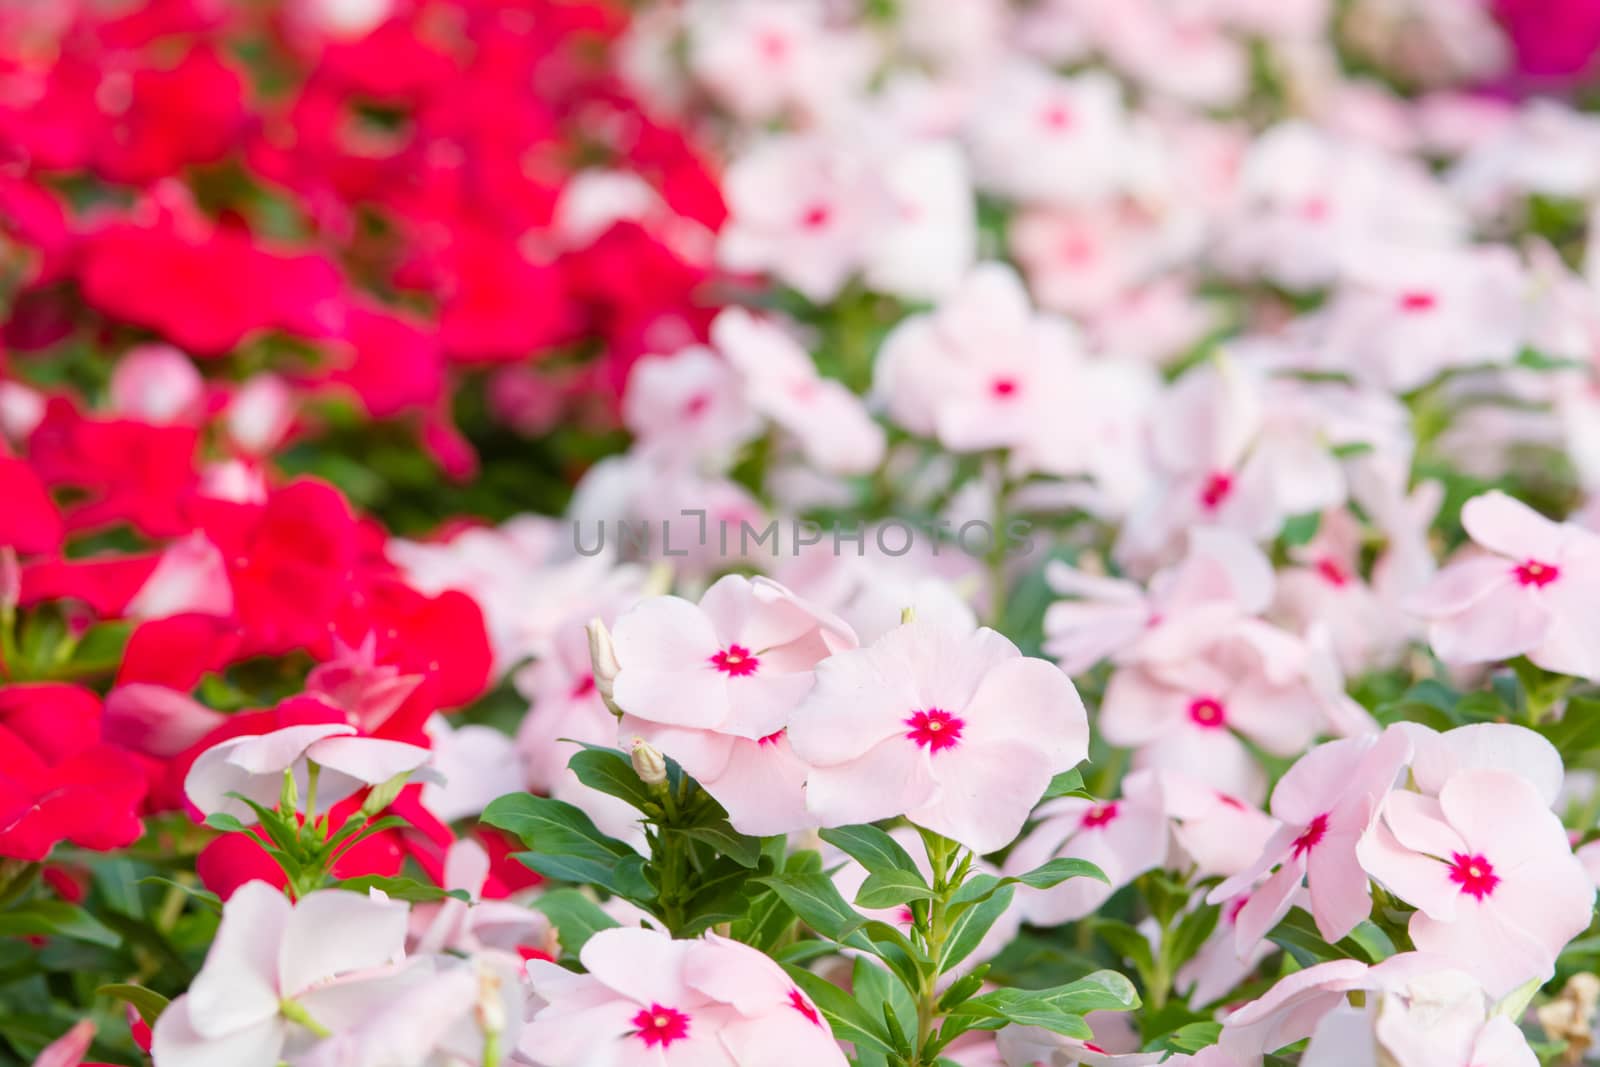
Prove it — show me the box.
[1448,852,1500,900]
[1397,290,1437,313]
[1188,696,1227,729]
[1291,813,1329,859]
[1226,894,1250,923]
[1084,1044,1108,1054]
[758,31,790,61]
[1199,471,1233,511]
[571,674,597,698]
[799,203,832,230]
[1300,195,1331,221]
[991,377,1019,398]
[683,392,712,418]
[1081,802,1119,829]
[788,988,821,1026]
[1514,559,1560,587]
[1315,558,1348,586]
[757,729,784,746]
[710,644,760,676]
[895,906,915,926]
[1059,233,1097,265]
[632,1004,690,1047]
[1040,102,1074,131]
[905,708,963,752]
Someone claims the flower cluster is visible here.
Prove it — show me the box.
[7,1,1600,1067]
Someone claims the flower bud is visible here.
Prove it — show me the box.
[630,737,668,788]
[586,617,623,718]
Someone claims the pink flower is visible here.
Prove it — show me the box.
[151,881,412,1067]
[108,345,204,425]
[185,723,432,825]
[1044,527,1274,675]
[1357,768,1594,997]
[1210,728,1412,949]
[623,720,816,837]
[1003,770,1169,924]
[521,927,848,1067]
[713,308,886,476]
[789,620,1089,853]
[31,1020,97,1067]
[623,346,762,465]
[409,840,549,957]
[611,575,857,742]
[873,263,1083,457]
[1408,491,1600,678]
[1156,770,1279,880]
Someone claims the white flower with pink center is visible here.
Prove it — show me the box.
[966,63,1135,207]
[1357,768,1595,997]
[622,346,762,466]
[787,620,1089,854]
[1408,491,1600,679]
[520,927,847,1067]
[610,574,857,743]
[1003,770,1169,924]
[1209,728,1412,950]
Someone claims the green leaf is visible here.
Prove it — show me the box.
[1041,769,1089,801]
[98,983,170,1025]
[755,869,866,944]
[1154,1021,1224,1054]
[568,747,656,812]
[855,869,934,909]
[1093,919,1156,982]
[819,825,922,878]
[1167,905,1221,971]
[137,877,222,914]
[1538,696,1600,758]
[783,965,893,1055]
[0,901,120,947]
[949,971,1139,1035]
[852,957,917,1056]
[676,822,764,868]
[204,812,247,833]
[483,794,637,863]
[939,883,1015,975]
[1012,857,1107,890]
[335,876,471,903]
[534,888,620,957]
[1281,511,1321,547]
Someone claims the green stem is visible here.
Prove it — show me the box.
[304,764,321,825]
[986,468,1013,629]
[280,998,332,1039]
[913,833,959,1066]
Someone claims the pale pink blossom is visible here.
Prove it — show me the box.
[873,262,1084,457]
[1298,965,1539,1067]
[860,138,977,302]
[1408,491,1600,678]
[32,1021,94,1067]
[521,927,848,1067]
[1157,770,1279,880]
[623,347,762,465]
[125,532,235,619]
[109,344,204,424]
[225,374,296,456]
[305,634,424,735]
[789,620,1089,854]
[1044,527,1274,675]
[712,308,885,476]
[185,722,432,825]
[1210,728,1412,949]
[1177,890,1282,1008]
[610,575,856,742]
[1357,768,1595,997]
[418,715,523,824]
[1399,721,1563,806]
[1004,771,1169,924]
[103,684,228,758]
[151,881,413,1067]
[966,64,1134,207]
[718,134,873,303]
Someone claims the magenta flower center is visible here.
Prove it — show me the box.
[1514,559,1560,588]
[571,674,596,698]
[1040,102,1074,131]
[1199,471,1233,511]
[788,988,821,1026]
[1291,812,1329,858]
[1315,558,1348,586]
[1081,802,1119,829]
[1448,852,1500,900]
[1187,696,1227,729]
[799,203,832,230]
[1397,290,1437,313]
[905,708,963,752]
[991,376,1019,398]
[632,1004,690,1047]
[710,643,760,676]
[757,729,784,746]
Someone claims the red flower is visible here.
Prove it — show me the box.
[0,457,63,555]
[0,685,147,861]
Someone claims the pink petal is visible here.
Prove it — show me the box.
[278,890,409,997]
[185,881,288,1037]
